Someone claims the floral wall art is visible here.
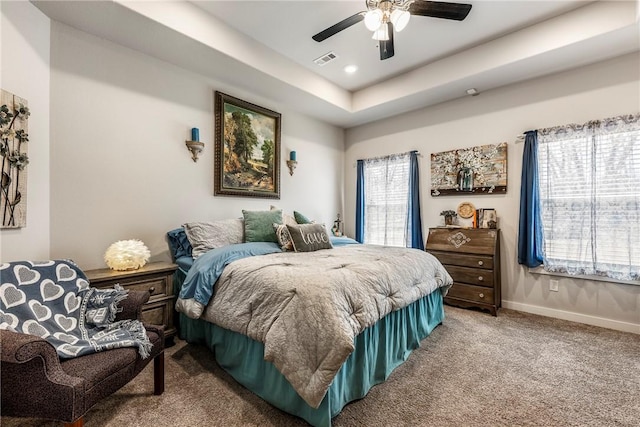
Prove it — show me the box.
[430,142,507,196]
[1,90,30,228]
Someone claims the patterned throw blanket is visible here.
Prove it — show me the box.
[0,260,152,359]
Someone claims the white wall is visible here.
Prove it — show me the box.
[345,53,640,333]
[0,1,50,262]
[49,22,344,270]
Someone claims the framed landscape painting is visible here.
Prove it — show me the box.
[214,91,281,199]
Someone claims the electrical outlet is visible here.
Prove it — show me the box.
[549,279,559,292]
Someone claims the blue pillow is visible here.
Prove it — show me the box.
[167,227,193,260]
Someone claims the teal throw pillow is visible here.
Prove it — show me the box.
[243,209,282,243]
[294,210,313,224]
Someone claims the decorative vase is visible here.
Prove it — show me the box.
[445,215,454,226]
[457,167,474,192]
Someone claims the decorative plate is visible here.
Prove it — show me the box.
[457,202,475,219]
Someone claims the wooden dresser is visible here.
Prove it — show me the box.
[426,228,501,316]
[84,261,178,340]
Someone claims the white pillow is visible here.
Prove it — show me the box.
[183,219,244,258]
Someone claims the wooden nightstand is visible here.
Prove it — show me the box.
[84,261,178,341]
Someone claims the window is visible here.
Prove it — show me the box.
[363,154,410,246]
[536,114,640,281]
[356,151,423,249]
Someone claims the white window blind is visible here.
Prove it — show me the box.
[537,114,640,281]
[363,153,410,246]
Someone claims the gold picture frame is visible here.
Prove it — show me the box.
[214,91,281,199]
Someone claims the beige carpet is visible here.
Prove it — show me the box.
[3,306,639,427]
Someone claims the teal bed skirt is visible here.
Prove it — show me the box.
[174,271,445,427]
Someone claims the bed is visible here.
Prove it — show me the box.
[168,220,452,427]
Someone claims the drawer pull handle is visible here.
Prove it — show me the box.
[148,287,156,294]
[478,261,484,266]
[479,293,485,298]
[478,276,484,281]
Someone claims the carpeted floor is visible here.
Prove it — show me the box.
[3,306,639,427]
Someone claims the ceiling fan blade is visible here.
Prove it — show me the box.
[409,1,472,21]
[379,22,395,60]
[312,12,365,42]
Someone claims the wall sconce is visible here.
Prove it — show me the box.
[286,150,297,176]
[185,127,204,162]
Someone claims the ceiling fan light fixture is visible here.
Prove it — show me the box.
[311,1,473,62]
[364,9,383,31]
[372,24,389,41]
[390,9,410,32]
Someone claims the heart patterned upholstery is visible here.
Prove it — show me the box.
[0,260,152,360]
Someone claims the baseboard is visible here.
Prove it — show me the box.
[502,300,640,334]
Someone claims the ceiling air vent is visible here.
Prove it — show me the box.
[314,51,339,66]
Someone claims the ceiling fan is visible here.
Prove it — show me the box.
[312,0,472,60]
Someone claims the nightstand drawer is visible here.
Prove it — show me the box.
[141,299,172,327]
[117,276,168,300]
[447,283,494,304]
[430,250,494,269]
[445,264,494,287]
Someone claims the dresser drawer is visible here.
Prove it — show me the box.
[445,264,494,287]
[426,228,497,255]
[430,250,494,269]
[447,283,494,304]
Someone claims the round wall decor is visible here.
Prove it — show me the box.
[457,202,476,219]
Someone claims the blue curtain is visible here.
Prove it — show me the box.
[407,151,424,250]
[517,130,544,267]
[355,160,365,243]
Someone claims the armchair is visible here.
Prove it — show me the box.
[1,290,165,427]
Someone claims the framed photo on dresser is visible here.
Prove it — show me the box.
[480,208,497,229]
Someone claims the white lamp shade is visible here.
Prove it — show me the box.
[364,9,383,31]
[104,239,150,270]
[372,24,389,41]
[390,9,410,32]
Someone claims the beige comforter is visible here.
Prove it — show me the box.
[201,244,452,408]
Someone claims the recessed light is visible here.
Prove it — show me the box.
[466,88,479,96]
[344,65,358,74]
